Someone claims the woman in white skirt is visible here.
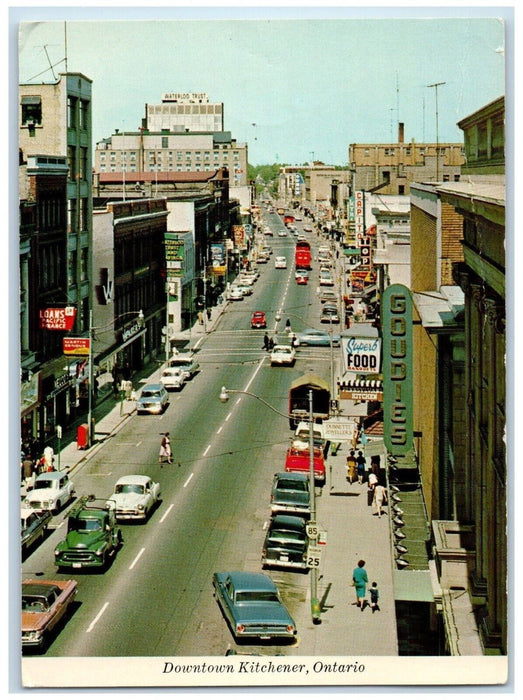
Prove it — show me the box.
[159,432,172,464]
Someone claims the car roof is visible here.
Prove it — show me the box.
[269,514,307,528]
[272,345,292,351]
[115,474,151,485]
[220,571,278,592]
[274,471,309,482]
[35,471,67,482]
[142,384,163,390]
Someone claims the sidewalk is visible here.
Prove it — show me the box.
[293,436,399,656]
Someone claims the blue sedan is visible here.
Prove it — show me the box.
[295,328,340,347]
[212,571,297,642]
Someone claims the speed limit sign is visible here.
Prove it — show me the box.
[307,545,322,569]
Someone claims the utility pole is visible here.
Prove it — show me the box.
[427,82,446,182]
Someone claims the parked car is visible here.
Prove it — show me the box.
[237,275,255,287]
[319,269,334,286]
[136,384,169,414]
[212,571,297,642]
[256,254,269,264]
[227,285,244,300]
[285,444,326,484]
[278,230,288,237]
[22,579,77,652]
[168,353,199,379]
[263,228,273,237]
[295,328,340,346]
[160,367,185,391]
[251,311,267,329]
[21,508,52,552]
[294,421,326,450]
[303,225,313,232]
[261,515,309,571]
[270,344,296,367]
[24,471,75,515]
[320,303,340,324]
[274,256,287,269]
[270,472,311,517]
[235,283,253,297]
[108,474,161,521]
[318,288,338,304]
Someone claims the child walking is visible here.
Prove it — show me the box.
[370,582,380,612]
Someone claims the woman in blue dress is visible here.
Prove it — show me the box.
[352,559,368,610]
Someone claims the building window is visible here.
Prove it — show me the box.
[80,247,88,281]
[177,152,182,160]
[204,151,210,160]
[21,96,42,126]
[186,152,191,161]
[110,151,116,161]
[130,151,136,161]
[79,198,88,231]
[454,174,460,182]
[162,137,169,148]
[79,100,89,129]
[100,164,106,172]
[68,250,77,287]
[80,147,88,181]
[67,146,77,181]
[67,96,77,128]
[100,153,106,161]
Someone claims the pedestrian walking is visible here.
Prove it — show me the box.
[373,483,388,518]
[285,318,292,334]
[263,332,270,351]
[356,450,366,484]
[367,472,377,506]
[197,310,204,325]
[206,308,212,321]
[369,582,380,613]
[22,456,34,490]
[268,336,275,351]
[370,455,380,481]
[352,559,368,610]
[346,450,357,485]
[159,432,172,465]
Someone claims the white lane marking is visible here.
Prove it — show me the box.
[184,473,194,488]
[225,413,232,422]
[217,426,223,434]
[203,445,211,457]
[235,397,242,406]
[87,602,109,633]
[129,547,146,570]
[159,504,174,523]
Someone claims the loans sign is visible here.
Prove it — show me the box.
[382,284,413,455]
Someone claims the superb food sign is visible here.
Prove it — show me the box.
[382,284,413,455]
[343,336,381,374]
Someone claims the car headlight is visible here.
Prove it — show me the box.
[137,504,144,511]
[48,497,55,505]
[95,547,105,556]
[54,548,60,556]
[27,630,43,641]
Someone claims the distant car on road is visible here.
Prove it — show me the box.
[274,256,287,269]
[319,269,334,286]
[270,472,311,518]
[160,367,185,391]
[320,303,340,324]
[108,474,161,521]
[270,344,296,367]
[261,514,309,571]
[303,225,313,232]
[318,288,338,304]
[169,353,200,380]
[24,471,75,515]
[136,384,169,414]
[295,328,340,346]
[22,579,77,652]
[251,311,267,329]
[227,286,244,300]
[21,508,52,552]
[212,570,297,642]
[278,230,288,237]
[295,269,308,284]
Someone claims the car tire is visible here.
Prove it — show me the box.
[53,500,61,515]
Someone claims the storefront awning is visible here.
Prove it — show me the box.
[394,569,434,602]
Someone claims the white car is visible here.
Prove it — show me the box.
[24,471,75,514]
[278,230,288,237]
[169,353,199,379]
[108,475,161,521]
[160,367,185,391]
[319,269,334,286]
[270,345,296,366]
[228,286,244,300]
[235,283,252,297]
[275,256,287,269]
[237,275,255,287]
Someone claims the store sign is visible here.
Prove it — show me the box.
[322,419,354,441]
[233,225,246,250]
[343,336,381,374]
[39,307,77,331]
[382,284,413,455]
[63,337,90,356]
[165,234,184,278]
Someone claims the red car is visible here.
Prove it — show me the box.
[251,311,267,329]
[284,444,326,484]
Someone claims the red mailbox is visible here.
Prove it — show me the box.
[77,423,89,450]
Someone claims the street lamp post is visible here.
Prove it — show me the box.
[219,385,321,624]
[87,309,144,448]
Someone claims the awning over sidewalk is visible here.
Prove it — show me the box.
[394,570,434,602]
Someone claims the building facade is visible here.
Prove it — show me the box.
[94,129,248,187]
[349,123,465,195]
[145,92,224,133]
[435,96,506,654]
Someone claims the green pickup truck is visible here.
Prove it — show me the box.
[54,496,122,570]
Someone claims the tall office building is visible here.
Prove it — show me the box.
[145,92,224,133]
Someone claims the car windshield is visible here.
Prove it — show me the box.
[115,484,144,494]
[274,347,291,354]
[267,531,306,545]
[141,390,160,398]
[69,517,102,532]
[277,478,308,492]
[34,479,55,490]
[235,591,279,603]
[22,596,48,613]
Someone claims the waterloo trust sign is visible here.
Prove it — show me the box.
[382,284,413,455]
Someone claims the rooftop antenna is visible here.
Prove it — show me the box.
[64,21,68,73]
[427,81,446,181]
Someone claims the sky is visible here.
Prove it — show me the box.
[13,5,509,166]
